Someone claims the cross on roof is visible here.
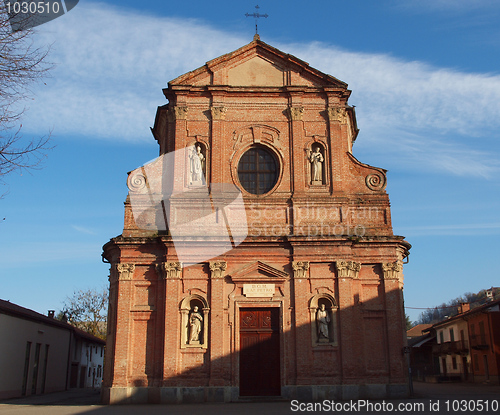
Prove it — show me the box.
[245,5,268,36]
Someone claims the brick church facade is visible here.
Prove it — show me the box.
[102,37,411,404]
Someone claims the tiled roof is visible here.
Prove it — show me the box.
[407,324,432,338]
[432,298,500,329]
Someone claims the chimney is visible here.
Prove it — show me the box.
[47,310,55,318]
[459,303,470,314]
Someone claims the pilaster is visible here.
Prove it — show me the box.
[335,260,362,380]
[157,261,183,385]
[210,100,227,184]
[291,260,310,383]
[112,263,135,386]
[327,106,348,190]
[209,260,227,386]
[287,103,306,194]
[382,261,406,382]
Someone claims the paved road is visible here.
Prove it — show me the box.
[1,382,499,415]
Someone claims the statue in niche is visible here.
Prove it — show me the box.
[188,305,203,344]
[309,146,324,185]
[189,144,205,185]
[316,303,330,342]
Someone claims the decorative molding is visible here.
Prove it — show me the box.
[232,124,281,150]
[209,261,227,279]
[287,106,304,121]
[327,107,347,124]
[210,106,227,120]
[292,261,310,279]
[335,260,361,279]
[127,170,147,193]
[365,172,387,191]
[230,260,289,283]
[116,263,135,281]
[382,261,403,280]
[167,106,188,121]
[157,262,183,279]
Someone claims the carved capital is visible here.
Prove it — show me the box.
[327,107,347,123]
[292,261,310,279]
[157,261,183,279]
[209,261,227,278]
[287,106,304,121]
[211,106,227,120]
[336,260,361,279]
[382,261,403,280]
[167,106,188,121]
[116,263,135,281]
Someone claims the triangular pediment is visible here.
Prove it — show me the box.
[230,261,289,283]
[169,38,347,89]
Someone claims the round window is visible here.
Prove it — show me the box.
[237,147,278,195]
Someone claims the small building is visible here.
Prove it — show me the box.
[68,327,105,389]
[0,299,105,400]
[407,326,438,382]
[407,324,432,340]
[431,299,500,384]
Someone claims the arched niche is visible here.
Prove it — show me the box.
[187,142,207,186]
[309,293,338,347]
[308,142,326,186]
[180,295,209,349]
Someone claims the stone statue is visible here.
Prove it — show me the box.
[189,145,204,184]
[309,147,324,184]
[316,304,330,342]
[188,306,203,344]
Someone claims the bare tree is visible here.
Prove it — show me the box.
[60,287,108,340]
[0,4,52,181]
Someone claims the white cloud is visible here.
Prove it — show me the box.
[71,224,96,235]
[20,2,500,178]
[397,222,500,237]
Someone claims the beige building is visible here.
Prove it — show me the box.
[432,307,470,381]
[0,299,105,399]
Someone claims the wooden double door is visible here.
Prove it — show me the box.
[239,307,281,396]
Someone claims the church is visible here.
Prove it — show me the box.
[102,36,411,404]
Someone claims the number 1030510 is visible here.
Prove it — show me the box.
[5,1,61,15]
[444,400,498,412]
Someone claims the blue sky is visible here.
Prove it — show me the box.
[1,0,500,323]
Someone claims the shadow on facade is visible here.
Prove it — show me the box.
[97,280,409,406]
